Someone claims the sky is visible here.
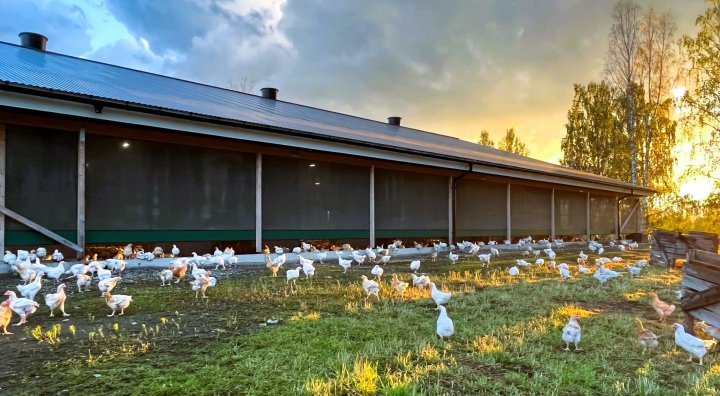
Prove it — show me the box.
[0,0,709,166]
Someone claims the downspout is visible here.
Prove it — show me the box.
[616,189,634,240]
[451,163,474,245]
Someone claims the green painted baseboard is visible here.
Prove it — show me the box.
[5,230,255,246]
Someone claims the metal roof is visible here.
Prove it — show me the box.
[0,41,651,194]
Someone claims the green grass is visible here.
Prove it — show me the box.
[6,248,720,395]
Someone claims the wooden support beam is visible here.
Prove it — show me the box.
[586,192,591,241]
[0,124,5,255]
[448,176,453,245]
[550,188,555,240]
[369,166,375,248]
[506,184,511,242]
[0,205,82,251]
[77,128,86,258]
[255,153,262,252]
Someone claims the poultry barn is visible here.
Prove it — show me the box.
[0,33,651,259]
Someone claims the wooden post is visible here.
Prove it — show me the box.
[614,196,619,241]
[369,166,375,248]
[586,192,591,241]
[506,184,511,243]
[0,124,5,255]
[255,153,262,252]
[77,128,86,259]
[448,176,453,245]
[550,188,555,240]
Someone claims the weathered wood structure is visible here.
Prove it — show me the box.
[650,229,719,268]
[681,249,720,333]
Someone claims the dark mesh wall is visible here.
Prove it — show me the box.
[590,195,616,235]
[555,190,587,236]
[262,156,369,239]
[456,179,506,237]
[86,135,255,242]
[5,125,78,245]
[510,185,551,236]
[375,169,448,238]
[620,198,640,233]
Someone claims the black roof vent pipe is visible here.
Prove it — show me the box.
[19,32,48,51]
[260,87,278,100]
[387,116,402,126]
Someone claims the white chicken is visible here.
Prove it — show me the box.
[286,267,302,293]
[612,256,623,263]
[98,277,121,294]
[559,266,572,280]
[509,266,520,277]
[76,274,92,292]
[535,258,545,266]
[302,241,312,252]
[210,255,226,270]
[410,260,421,273]
[44,262,66,282]
[18,266,36,284]
[292,247,302,254]
[299,256,315,278]
[411,273,430,289]
[3,250,18,265]
[51,249,64,262]
[45,283,69,317]
[370,265,384,279]
[516,259,529,267]
[430,282,451,305]
[378,255,392,265]
[578,264,591,274]
[191,262,207,280]
[593,265,620,285]
[171,244,180,257]
[490,247,500,257]
[627,265,641,277]
[364,248,376,261]
[578,251,588,261]
[105,259,127,273]
[478,254,491,267]
[190,252,208,265]
[338,253,353,273]
[360,275,380,301]
[561,315,582,351]
[436,305,454,340]
[4,290,39,325]
[448,253,459,265]
[159,269,174,286]
[17,272,44,301]
[103,291,132,317]
[316,251,328,263]
[65,263,89,277]
[191,273,212,298]
[96,267,113,281]
[673,323,716,365]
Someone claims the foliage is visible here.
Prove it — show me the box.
[561,81,676,192]
[648,182,720,235]
[680,0,720,172]
[497,128,529,156]
[477,129,495,148]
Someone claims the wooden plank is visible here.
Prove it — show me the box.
[620,199,640,233]
[693,250,720,266]
[0,205,82,252]
[0,123,4,255]
[689,308,720,330]
[682,285,720,311]
[684,261,720,286]
[77,129,86,259]
[683,275,717,292]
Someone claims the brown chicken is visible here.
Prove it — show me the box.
[262,245,271,255]
[697,321,720,342]
[0,300,13,335]
[171,263,187,283]
[265,256,280,277]
[636,318,659,354]
[649,292,676,322]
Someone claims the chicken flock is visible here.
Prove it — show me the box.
[1,237,718,366]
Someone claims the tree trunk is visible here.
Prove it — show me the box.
[627,86,636,185]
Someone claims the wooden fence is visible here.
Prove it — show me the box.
[650,229,718,268]
[681,249,720,332]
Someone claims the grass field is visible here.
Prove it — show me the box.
[2,246,719,395]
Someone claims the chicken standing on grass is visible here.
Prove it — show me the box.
[76,274,92,292]
[370,265,384,280]
[673,322,716,365]
[410,260,421,273]
[45,284,70,317]
[360,275,380,302]
[648,292,675,322]
[286,267,301,293]
[561,315,582,351]
[103,291,132,317]
[265,255,280,277]
[391,274,408,296]
[636,318,659,355]
[436,305,454,340]
[430,282,451,306]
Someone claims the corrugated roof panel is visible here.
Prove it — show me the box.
[0,41,648,192]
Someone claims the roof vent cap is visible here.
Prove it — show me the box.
[260,87,278,100]
[387,116,401,126]
[19,32,48,51]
